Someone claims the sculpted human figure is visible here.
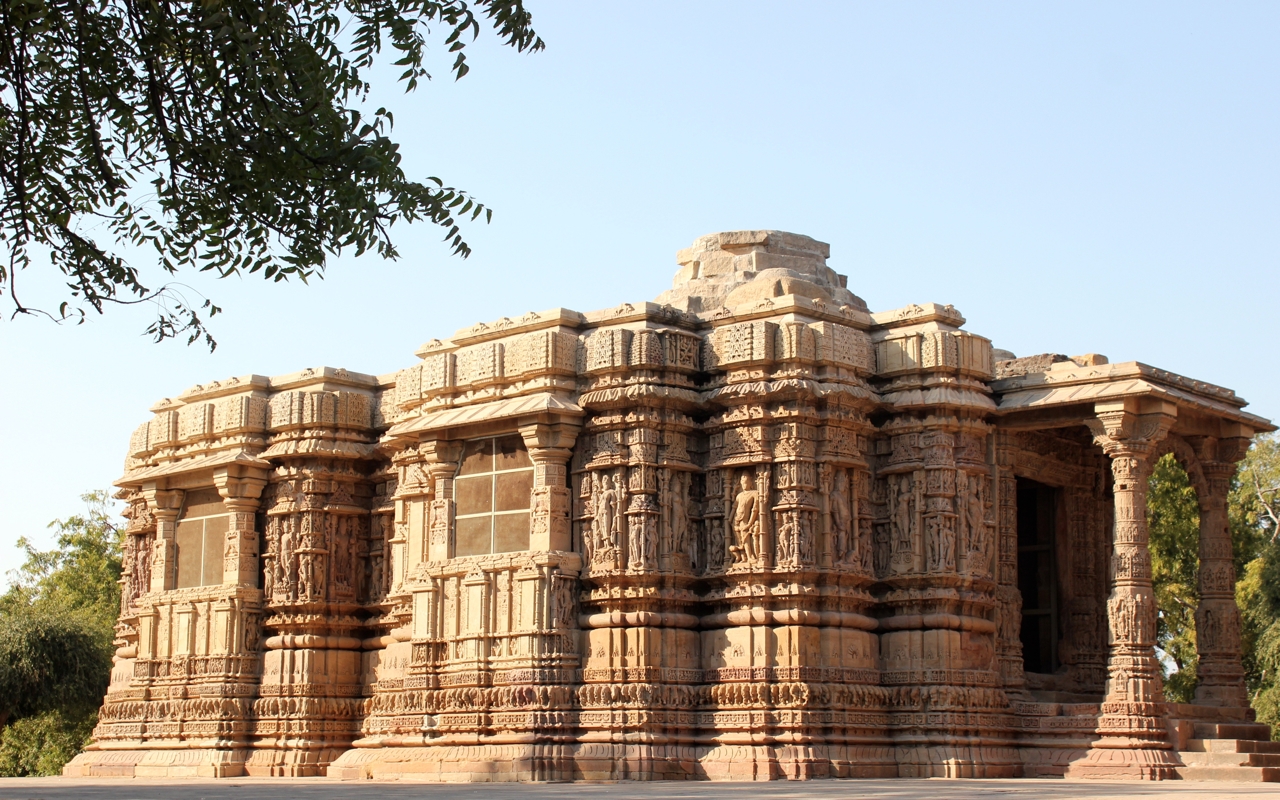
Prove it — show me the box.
[874,521,890,576]
[777,514,797,565]
[310,554,326,601]
[670,472,689,558]
[939,516,956,571]
[925,516,940,571]
[370,552,384,600]
[796,515,814,565]
[595,472,620,564]
[966,474,985,552]
[263,550,276,598]
[278,520,296,600]
[642,510,658,568]
[708,518,725,572]
[730,473,759,565]
[893,475,914,555]
[610,472,624,545]
[1198,606,1216,651]
[830,471,853,563]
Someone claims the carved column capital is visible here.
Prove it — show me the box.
[213,466,268,509]
[519,420,579,464]
[1085,401,1175,460]
[143,487,184,520]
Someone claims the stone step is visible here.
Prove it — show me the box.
[1177,765,1280,782]
[1186,738,1280,754]
[1194,722,1274,741]
[1180,750,1280,768]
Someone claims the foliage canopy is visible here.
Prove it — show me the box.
[1146,453,1202,703]
[0,490,122,774]
[0,0,541,347]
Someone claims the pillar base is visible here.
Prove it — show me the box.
[1064,742,1182,781]
[1194,683,1250,708]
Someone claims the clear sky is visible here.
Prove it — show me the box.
[1,2,1276,577]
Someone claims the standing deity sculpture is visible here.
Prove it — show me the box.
[369,549,385,601]
[593,471,623,568]
[707,517,725,572]
[965,474,989,573]
[939,516,956,571]
[830,471,853,564]
[670,472,689,562]
[795,514,814,565]
[777,514,797,566]
[925,516,940,572]
[956,471,972,555]
[278,519,296,600]
[890,474,915,574]
[730,473,760,566]
[874,521,891,576]
[263,545,276,598]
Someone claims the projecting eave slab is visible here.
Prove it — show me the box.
[115,449,272,487]
[385,392,584,440]
[992,360,1274,434]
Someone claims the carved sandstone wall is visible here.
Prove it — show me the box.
[67,231,1272,781]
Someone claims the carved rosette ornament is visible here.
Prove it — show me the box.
[1068,401,1180,780]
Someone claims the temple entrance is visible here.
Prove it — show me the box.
[1017,478,1061,674]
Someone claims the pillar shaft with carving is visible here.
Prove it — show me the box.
[993,431,1026,695]
[1194,457,1247,706]
[521,421,578,553]
[1069,402,1179,780]
[215,467,267,588]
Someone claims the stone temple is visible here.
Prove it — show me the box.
[67,231,1276,782]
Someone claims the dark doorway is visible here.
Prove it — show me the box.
[1017,478,1060,674]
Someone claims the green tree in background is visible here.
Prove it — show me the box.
[1147,453,1202,703]
[0,490,122,776]
[1233,434,1280,735]
[1147,440,1279,725]
[0,1,542,347]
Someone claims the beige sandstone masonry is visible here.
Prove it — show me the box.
[66,231,1272,782]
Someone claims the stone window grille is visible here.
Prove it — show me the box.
[453,435,534,556]
[174,488,228,588]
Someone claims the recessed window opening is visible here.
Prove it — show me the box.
[1017,478,1060,674]
[175,488,228,588]
[453,435,533,556]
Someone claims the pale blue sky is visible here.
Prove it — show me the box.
[1,2,1277,576]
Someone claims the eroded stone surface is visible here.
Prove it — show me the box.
[65,231,1273,783]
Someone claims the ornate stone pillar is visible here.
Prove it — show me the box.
[993,431,1026,696]
[520,421,578,553]
[144,488,184,593]
[1068,400,1178,780]
[214,466,268,588]
[418,439,461,563]
[625,427,661,571]
[1193,438,1251,707]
